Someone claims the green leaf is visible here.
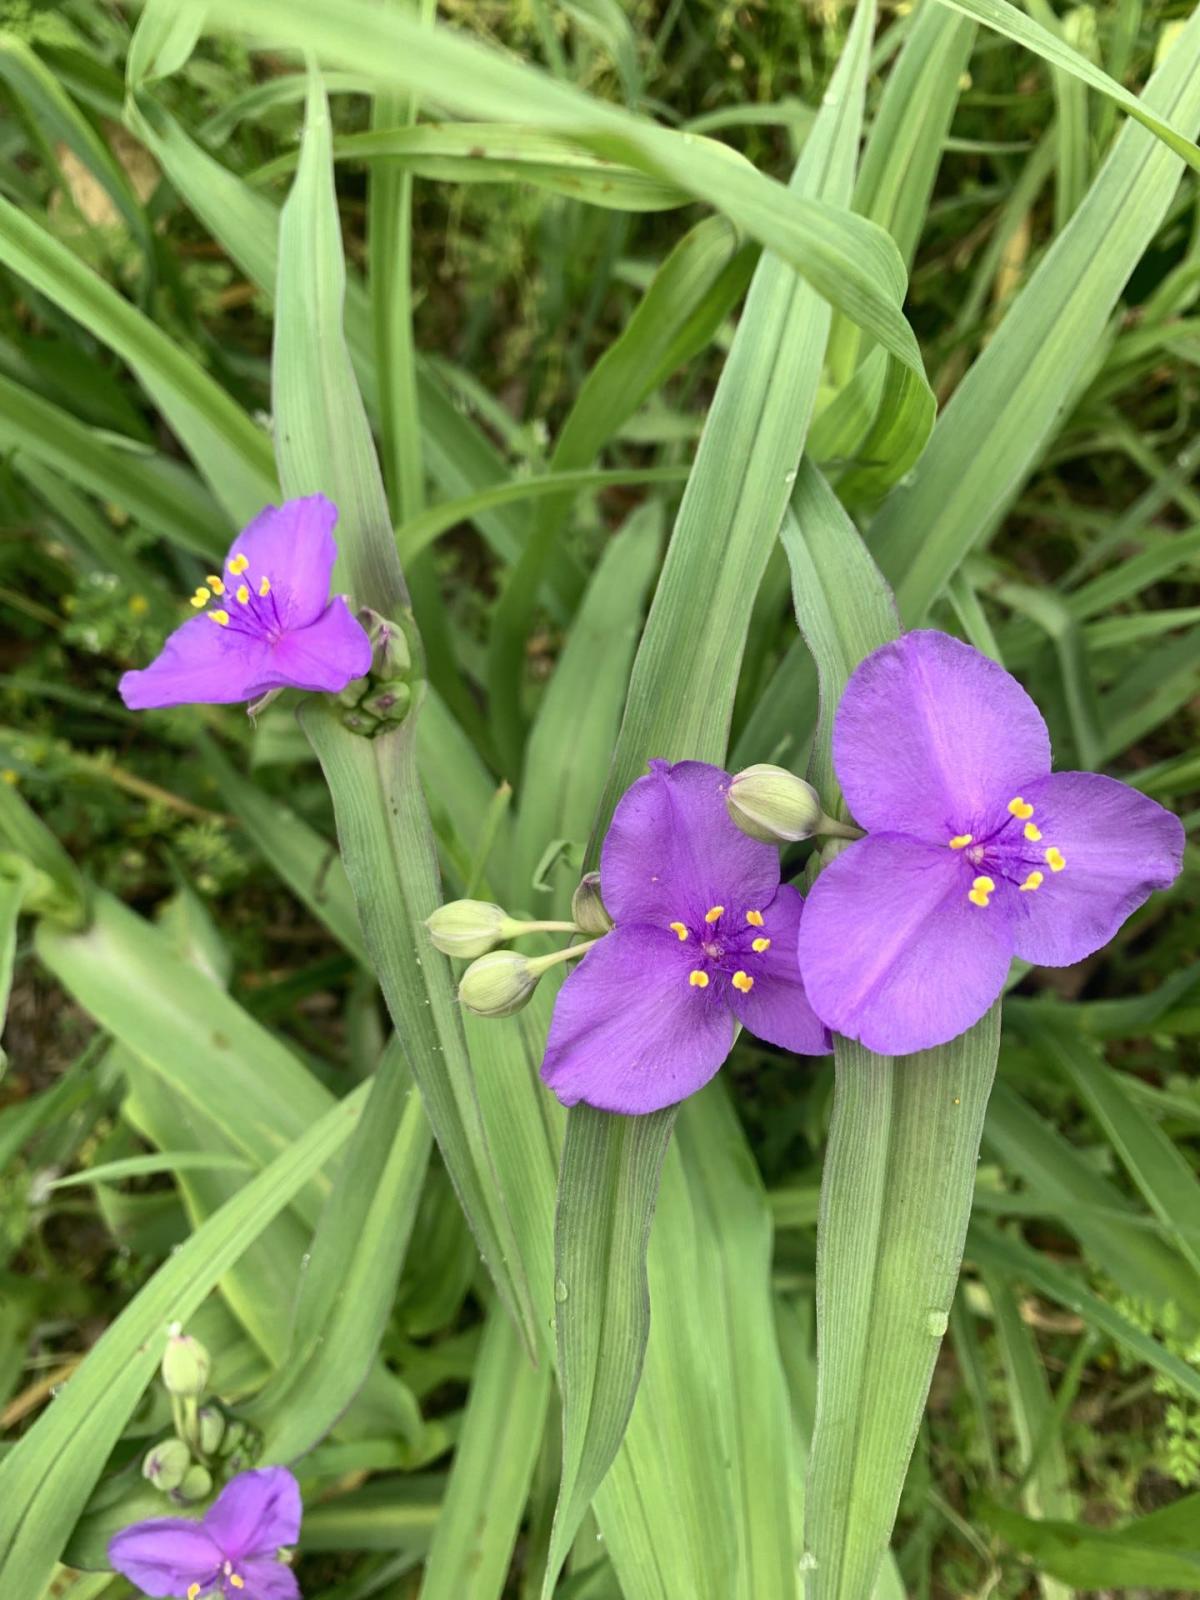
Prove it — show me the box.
[979,1497,1200,1589]
[804,1010,1002,1599]
[933,0,1200,172]
[0,1080,368,1595]
[126,0,207,88]
[46,1151,254,1189]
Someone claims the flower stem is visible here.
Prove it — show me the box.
[817,814,864,841]
[528,938,603,976]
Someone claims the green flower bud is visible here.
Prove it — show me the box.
[177,1464,213,1502]
[160,1325,210,1399]
[360,682,412,725]
[142,1438,191,1493]
[458,950,540,1018]
[726,764,824,844]
[197,1405,225,1456]
[571,873,612,935]
[217,1417,259,1472]
[427,899,520,958]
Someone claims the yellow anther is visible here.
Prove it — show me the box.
[258,575,271,596]
[206,574,225,596]
[1007,797,1034,820]
[751,937,771,953]
[732,970,754,993]
[972,875,995,892]
[1019,871,1044,892]
[1023,822,1042,842]
[189,587,210,608]
[948,834,973,849]
[208,609,230,627]
[704,905,724,923]
[669,922,689,941]
[228,552,249,575]
[235,583,250,605]
[1045,846,1066,873]
[230,1579,245,1593]
[188,1587,201,1600]
[968,874,995,908]
[688,969,709,989]
[745,909,764,927]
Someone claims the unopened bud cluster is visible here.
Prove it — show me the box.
[338,608,421,736]
[427,888,612,1019]
[144,1325,259,1505]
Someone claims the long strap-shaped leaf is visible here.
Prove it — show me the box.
[782,467,1003,1598]
[0,1081,369,1599]
[543,10,880,1597]
[278,73,537,1350]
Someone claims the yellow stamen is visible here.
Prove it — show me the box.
[235,583,250,605]
[751,937,771,953]
[949,834,973,849]
[732,970,754,993]
[1007,797,1034,820]
[228,552,249,575]
[704,905,724,923]
[189,587,210,608]
[1019,871,1044,892]
[1045,846,1066,873]
[968,874,995,908]
[669,921,688,941]
[688,969,709,989]
[208,609,230,627]
[258,575,271,596]
[187,1587,201,1600]
[230,1579,245,1592]
[1024,822,1042,842]
[745,909,764,927]
[206,574,225,596]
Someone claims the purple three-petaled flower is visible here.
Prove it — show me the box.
[119,496,372,710]
[798,630,1185,1055]
[541,759,831,1114]
[108,1465,302,1599]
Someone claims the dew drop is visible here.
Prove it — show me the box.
[925,1308,948,1337]
[554,1278,569,1303]
[798,1551,819,1572]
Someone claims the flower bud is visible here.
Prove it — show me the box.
[427,899,521,959]
[217,1417,259,1472]
[458,950,539,1018]
[196,1405,225,1456]
[176,1464,213,1502]
[142,1438,191,1493]
[571,873,612,935]
[726,764,824,844]
[161,1326,210,1399]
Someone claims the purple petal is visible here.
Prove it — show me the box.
[119,615,275,709]
[541,925,736,1114]
[238,1557,302,1600]
[267,597,373,693]
[728,884,832,1055]
[798,834,1015,1055]
[600,760,780,929]
[203,1467,302,1560]
[833,631,1052,844]
[108,1518,221,1597]
[1007,770,1184,967]
[230,495,339,630]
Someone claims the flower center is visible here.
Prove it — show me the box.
[947,796,1066,906]
[675,905,771,992]
[188,549,282,643]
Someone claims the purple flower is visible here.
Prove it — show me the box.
[108,1466,302,1599]
[119,496,372,709]
[798,630,1185,1055]
[541,759,831,1114]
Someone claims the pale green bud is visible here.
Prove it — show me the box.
[177,1464,213,1502]
[142,1438,191,1493]
[160,1325,210,1399]
[726,764,824,844]
[458,950,539,1018]
[427,899,521,958]
[197,1405,225,1456]
[571,873,612,935]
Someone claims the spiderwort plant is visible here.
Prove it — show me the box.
[796,630,1186,1055]
[118,496,372,710]
[108,1466,302,1599]
[535,759,832,1113]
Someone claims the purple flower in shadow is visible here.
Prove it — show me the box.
[108,1466,302,1599]
[541,759,831,1115]
[798,630,1185,1056]
[119,496,371,709]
